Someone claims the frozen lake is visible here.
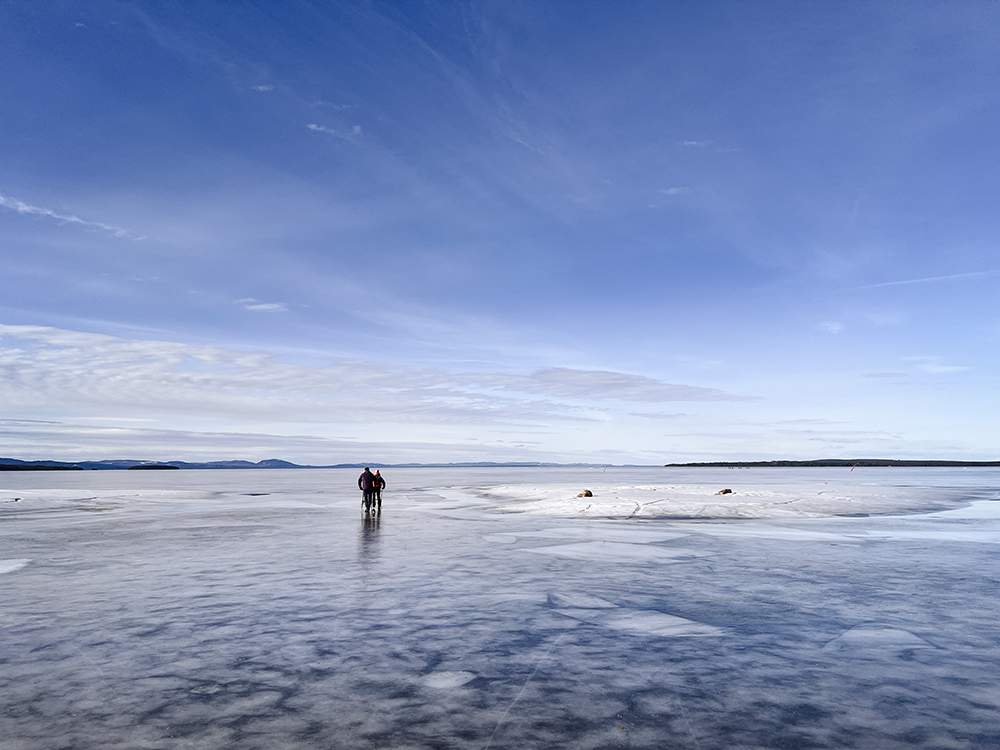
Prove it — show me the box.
[2,466,1000,749]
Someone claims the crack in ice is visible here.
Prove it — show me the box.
[483,634,565,750]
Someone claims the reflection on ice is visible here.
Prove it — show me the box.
[358,510,382,564]
[1,466,999,748]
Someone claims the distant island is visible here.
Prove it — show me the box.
[666,459,1000,468]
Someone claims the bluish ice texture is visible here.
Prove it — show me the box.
[2,467,999,749]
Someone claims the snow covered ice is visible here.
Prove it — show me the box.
[2,466,1000,749]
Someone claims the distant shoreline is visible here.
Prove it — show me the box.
[665,459,1000,468]
[2,457,999,471]
[0,459,607,471]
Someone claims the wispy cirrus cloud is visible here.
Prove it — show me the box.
[856,269,1000,289]
[0,193,142,239]
[905,356,969,374]
[461,368,752,403]
[307,123,362,139]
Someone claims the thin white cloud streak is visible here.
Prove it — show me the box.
[629,412,687,420]
[856,269,1000,289]
[504,133,545,155]
[0,194,142,239]
[905,356,969,374]
[237,298,288,312]
[307,123,362,139]
[0,325,749,428]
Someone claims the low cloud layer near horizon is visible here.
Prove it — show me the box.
[0,325,748,424]
[0,323,981,464]
[1,1,997,463]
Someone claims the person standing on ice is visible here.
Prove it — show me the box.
[372,470,385,512]
[358,467,376,513]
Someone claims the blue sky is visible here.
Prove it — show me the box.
[1,0,998,463]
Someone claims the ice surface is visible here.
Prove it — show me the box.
[524,540,710,562]
[2,466,1000,749]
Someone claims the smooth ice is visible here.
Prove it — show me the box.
[2,466,1000,749]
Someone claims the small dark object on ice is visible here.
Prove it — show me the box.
[716,488,733,495]
[577,489,593,498]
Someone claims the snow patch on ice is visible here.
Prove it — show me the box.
[485,482,971,519]
[421,671,477,688]
[0,559,30,574]
[557,607,723,638]
[822,625,937,653]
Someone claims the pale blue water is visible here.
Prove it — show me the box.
[2,467,999,749]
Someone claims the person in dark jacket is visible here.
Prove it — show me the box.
[358,467,375,512]
[372,470,385,511]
